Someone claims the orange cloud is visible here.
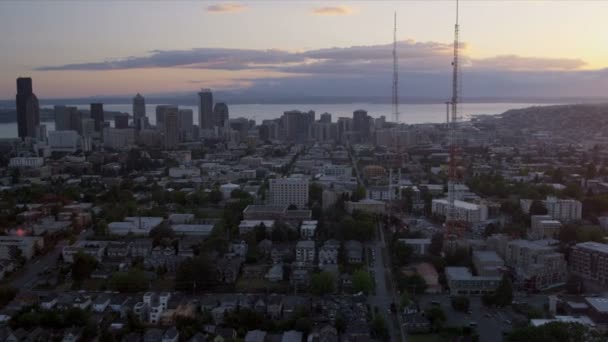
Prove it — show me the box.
[206,3,247,13]
[312,6,355,16]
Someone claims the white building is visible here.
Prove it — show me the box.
[103,128,135,150]
[531,215,562,240]
[0,236,44,260]
[300,220,317,239]
[504,239,567,291]
[143,292,170,324]
[238,220,275,235]
[220,183,240,199]
[269,177,309,208]
[472,250,505,277]
[108,217,164,235]
[295,240,315,263]
[321,164,352,179]
[62,241,106,263]
[8,157,43,169]
[170,224,214,237]
[48,130,80,152]
[521,196,582,222]
[399,238,431,255]
[432,199,488,224]
[168,167,200,178]
[445,267,501,295]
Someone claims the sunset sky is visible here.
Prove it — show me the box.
[1,1,608,100]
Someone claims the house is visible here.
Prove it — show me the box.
[344,240,363,264]
[300,220,318,239]
[267,294,283,320]
[110,295,131,316]
[40,294,58,309]
[73,295,92,310]
[131,239,153,257]
[230,240,248,258]
[242,264,267,280]
[318,240,340,269]
[253,297,266,313]
[214,327,237,342]
[107,241,131,258]
[93,295,111,312]
[0,327,18,342]
[143,292,171,324]
[296,240,315,263]
[271,244,293,264]
[143,328,164,342]
[62,328,83,342]
[402,314,430,333]
[245,330,267,342]
[308,325,338,342]
[257,239,273,258]
[216,256,243,283]
[162,327,179,342]
[291,268,310,287]
[188,332,208,342]
[266,263,284,282]
[123,332,142,342]
[281,330,303,342]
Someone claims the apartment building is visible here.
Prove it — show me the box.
[432,199,488,224]
[570,242,608,286]
[268,177,309,209]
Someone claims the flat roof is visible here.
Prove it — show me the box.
[575,241,608,254]
[585,297,608,313]
[473,250,504,263]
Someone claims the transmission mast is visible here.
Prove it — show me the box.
[392,11,399,124]
[445,0,464,243]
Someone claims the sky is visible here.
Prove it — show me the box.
[1,0,608,101]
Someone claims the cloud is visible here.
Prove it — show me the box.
[34,40,607,99]
[312,6,355,16]
[206,3,247,13]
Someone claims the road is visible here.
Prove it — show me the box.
[368,222,406,341]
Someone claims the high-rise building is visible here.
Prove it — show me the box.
[54,105,70,131]
[282,110,314,143]
[320,112,332,123]
[178,109,194,142]
[198,89,213,130]
[114,114,129,129]
[164,109,180,150]
[213,102,229,128]
[353,109,370,141]
[69,107,82,134]
[81,118,95,138]
[16,77,39,139]
[155,105,177,129]
[570,241,608,286]
[336,117,352,143]
[269,176,310,208]
[133,93,146,119]
[90,103,104,132]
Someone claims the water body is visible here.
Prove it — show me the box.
[0,102,548,138]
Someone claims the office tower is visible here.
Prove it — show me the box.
[69,107,82,134]
[90,103,104,132]
[336,117,352,143]
[178,109,193,141]
[155,105,177,128]
[353,109,370,141]
[164,109,179,150]
[16,77,40,139]
[54,105,70,131]
[282,110,314,143]
[320,112,332,124]
[81,118,95,138]
[103,128,135,150]
[133,93,146,119]
[213,102,229,128]
[114,114,129,129]
[198,89,213,130]
[269,176,309,208]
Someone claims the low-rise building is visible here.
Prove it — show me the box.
[300,220,317,239]
[344,240,363,264]
[345,199,385,214]
[445,266,501,295]
[432,199,488,224]
[530,215,562,240]
[399,238,431,255]
[295,240,315,263]
[0,236,44,260]
[472,250,504,277]
[570,241,608,286]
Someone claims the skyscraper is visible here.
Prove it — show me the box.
[282,110,314,143]
[16,77,39,139]
[178,109,194,141]
[114,114,129,129]
[198,89,213,130]
[320,112,332,124]
[353,109,370,141]
[90,103,104,132]
[133,93,146,119]
[155,104,177,128]
[68,107,82,134]
[54,105,70,131]
[164,109,179,150]
[213,102,229,128]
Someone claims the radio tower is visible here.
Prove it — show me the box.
[445,0,465,244]
[392,11,399,124]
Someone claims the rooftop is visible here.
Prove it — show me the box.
[585,297,608,313]
[575,241,608,254]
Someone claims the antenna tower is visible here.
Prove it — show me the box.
[392,12,399,124]
[445,0,465,243]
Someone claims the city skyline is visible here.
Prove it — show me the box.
[2,1,608,100]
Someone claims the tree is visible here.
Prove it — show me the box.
[352,269,374,295]
[425,306,446,331]
[429,233,443,256]
[208,189,223,204]
[391,242,413,267]
[108,269,148,292]
[371,315,388,340]
[309,183,323,206]
[397,274,427,295]
[175,255,215,291]
[492,274,513,307]
[529,200,548,216]
[310,272,335,295]
[149,225,175,245]
[451,296,470,312]
[508,322,603,342]
[71,252,98,286]
[351,186,366,202]
[0,286,17,308]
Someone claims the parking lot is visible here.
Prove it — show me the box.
[415,294,530,341]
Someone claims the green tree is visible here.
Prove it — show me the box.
[451,296,470,312]
[309,183,323,206]
[351,186,367,202]
[0,286,17,308]
[492,274,514,307]
[175,255,215,291]
[425,306,446,331]
[429,233,443,256]
[208,189,223,204]
[371,315,388,340]
[71,252,98,286]
[108,269,148,292]
[392,242,413,267]
[352,269,374,295]
[310,272,335,295]
[529,200,548,216]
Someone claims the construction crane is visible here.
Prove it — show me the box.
[445,0,467,245]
